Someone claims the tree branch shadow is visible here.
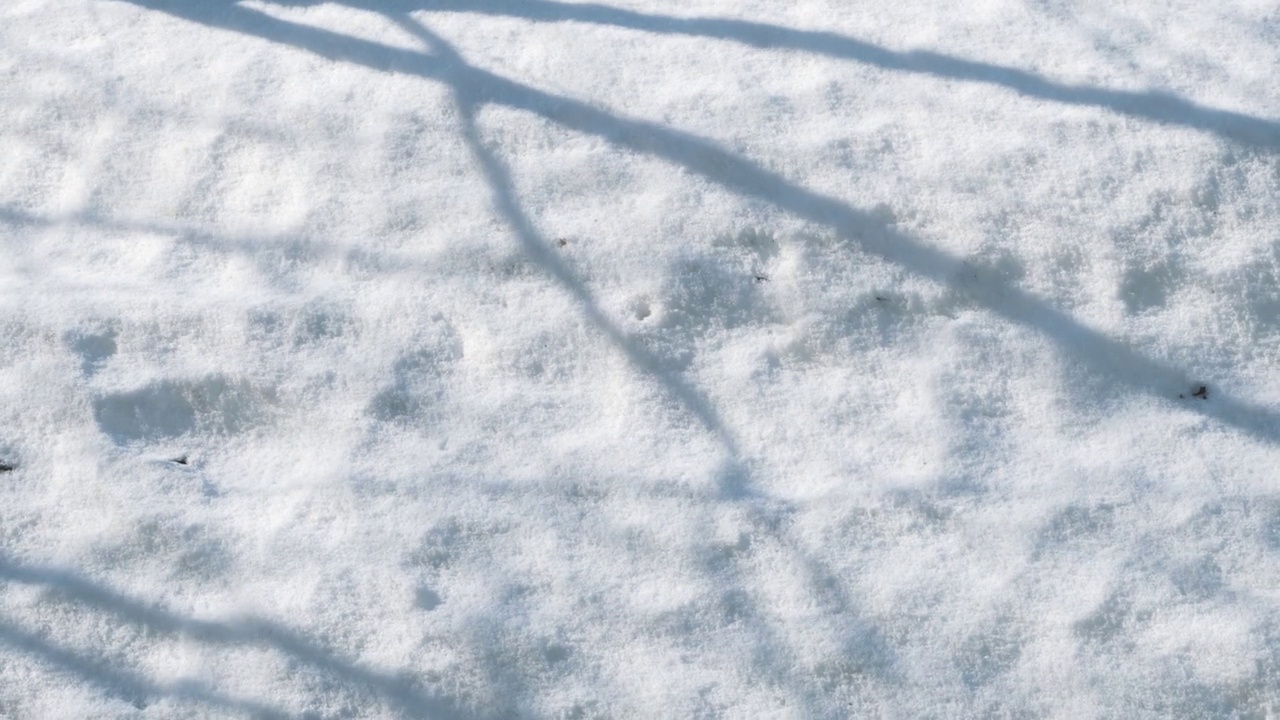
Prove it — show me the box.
[0,618,299,718]
[291,0,1279,150]
[109,0,1280,449]
[392,18,896,700]
[0,556,466,719]
[385,15,748,495]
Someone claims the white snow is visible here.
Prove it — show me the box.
[2,0,1279,716]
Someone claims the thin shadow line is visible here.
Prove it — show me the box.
[0,557,460,719]
[0,204,349,295]
[0,204,293,245]
[300,0,1279,150]
[0,618,297,718]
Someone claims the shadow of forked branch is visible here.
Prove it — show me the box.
[110,0,1280,447]
[0,556,463,719]
[0,618,299,718]
[0,614,302,712]
[288,0,1280,150]
[433,0,1280,150]
[387,15,749,494]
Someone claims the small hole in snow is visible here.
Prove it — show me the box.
[543,643,571,664]
[634,301,651,321]
[416,587,442,611]
[0,463,14,473]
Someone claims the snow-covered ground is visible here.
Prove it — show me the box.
[2,0,1279,716]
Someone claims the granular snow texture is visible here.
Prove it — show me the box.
[1,0,1279,717]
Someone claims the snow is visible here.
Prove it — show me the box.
[1,0,1279,716]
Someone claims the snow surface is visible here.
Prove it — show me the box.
[2,0,1279,716]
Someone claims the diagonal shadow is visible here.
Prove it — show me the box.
[286,0,1279,150]
[0,618,298,718]
[108,0,1280,446]
[0,556,464,719]
[0,203,301,249]
[0,204,349,298]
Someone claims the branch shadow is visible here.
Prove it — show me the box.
[375,9,896,695]
[0,556,466,719]
[394,15,897,701]
[108,0,1280,448]
[0,618,298,718]
[386,15,747,494]
[0,203,361,296]
[417,473,898,714]
[294,0,1279,150]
